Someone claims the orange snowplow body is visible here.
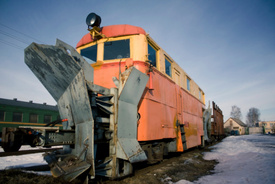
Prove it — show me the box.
[92,60,204,151]
[77,24,205,152]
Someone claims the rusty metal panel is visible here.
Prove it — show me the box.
[211,101,224,137]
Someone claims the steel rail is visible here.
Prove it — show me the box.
[0,147,62,157]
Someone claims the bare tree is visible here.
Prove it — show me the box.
[271,124,275,134]
[246,107,260,127]
[230,105,242,120]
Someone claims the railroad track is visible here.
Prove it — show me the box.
[0,147,62,157]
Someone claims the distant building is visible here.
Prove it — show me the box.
[224,118,247,135]
[0,98,60,136]
[248,127,263,134]
[259,121,275,134]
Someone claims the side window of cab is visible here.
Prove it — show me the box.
[147,42,158,67]
[165,57,172,77]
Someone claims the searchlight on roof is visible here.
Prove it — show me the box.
[86,12,101,28]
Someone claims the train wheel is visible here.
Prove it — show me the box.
[2,131,22,152]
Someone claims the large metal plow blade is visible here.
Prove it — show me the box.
[24,40,95,182]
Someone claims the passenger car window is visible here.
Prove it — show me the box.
[0,111,5,121]
[12,112,22,122]
[44,115,52,123]
[29,113,38,123]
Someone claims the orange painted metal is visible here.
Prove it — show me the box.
[92,60,204,152]
[76,25,146,48]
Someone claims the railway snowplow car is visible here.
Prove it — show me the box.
[1,13,224,182]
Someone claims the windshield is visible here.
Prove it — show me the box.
[104,39,130,60]
[80,44,97,63]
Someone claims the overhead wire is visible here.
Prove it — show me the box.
[0,22,46,50]
[0,39,25,50]
[0,29,30,45]
[0,22,45,44]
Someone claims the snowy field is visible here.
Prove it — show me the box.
[177,134,275,184]
[0,134,275,183]
[0,146,46,169]
[0,146,51,175]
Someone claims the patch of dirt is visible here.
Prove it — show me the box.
[0,145,218,184]
[103,146,217,184]
[0,169,81,184]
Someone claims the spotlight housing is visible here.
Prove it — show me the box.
[86,13,101,28]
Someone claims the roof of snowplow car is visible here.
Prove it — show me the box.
[76,24,146,48]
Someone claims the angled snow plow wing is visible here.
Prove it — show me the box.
[24,40,95,181]
[24,39,149,182]
[116,67,148,163]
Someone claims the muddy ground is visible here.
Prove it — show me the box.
[0,145,217,184]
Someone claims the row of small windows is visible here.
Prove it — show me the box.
[0,111,53,123]
[148,42,204,102]
[148,43,173,77]
[79,38,203,101]
[80,39,173,79]
[81,39,130,63]
[148,42,192,93]
[80,39,172,78]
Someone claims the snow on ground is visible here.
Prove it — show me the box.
[0,146,49,173]
[1,135,275,183]
[176,134,275,184]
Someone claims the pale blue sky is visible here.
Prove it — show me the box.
[0,0,274,122]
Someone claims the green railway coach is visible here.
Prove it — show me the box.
[0,98,60,136]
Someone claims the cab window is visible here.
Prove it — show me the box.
[80,45,97,63]
[148,43,157,67]
[104,39,130,60]
[165,57,172,77]
[187,77,191,91]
